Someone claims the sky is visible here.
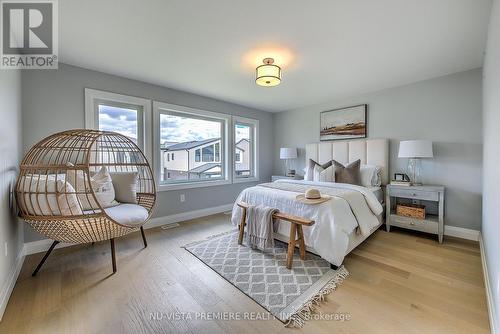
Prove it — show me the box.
[99,104,250,145]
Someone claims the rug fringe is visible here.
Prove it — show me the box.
[284,266,349,328]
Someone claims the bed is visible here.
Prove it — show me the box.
[231,138,389,267]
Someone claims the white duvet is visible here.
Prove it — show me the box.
[231,179,383,265]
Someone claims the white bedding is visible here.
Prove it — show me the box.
[231,179,383,265]
[368,186,384,204]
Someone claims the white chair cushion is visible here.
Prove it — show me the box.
[66,165,118,210]
[104,204,149,227]
[110,172,138,204]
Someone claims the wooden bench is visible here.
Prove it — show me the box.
[237,202,315,269]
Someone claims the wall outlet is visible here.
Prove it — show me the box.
[180,194,185,202]
[4,241,7,257]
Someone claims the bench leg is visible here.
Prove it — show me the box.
[238,207,247,245]
[287,223,297,269]
[297,225,306,260]
[330,263,339,270]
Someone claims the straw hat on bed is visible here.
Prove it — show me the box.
[296,188,330,204]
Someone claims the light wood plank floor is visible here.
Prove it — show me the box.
[0,214,490,333]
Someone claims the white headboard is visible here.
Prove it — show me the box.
[305,138,389,185]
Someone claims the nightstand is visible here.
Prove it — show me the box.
[385,185,445,243]
[271,175,304,182]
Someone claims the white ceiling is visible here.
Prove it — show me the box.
[60,0,492,112]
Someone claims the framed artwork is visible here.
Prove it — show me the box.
[320,104,367,141]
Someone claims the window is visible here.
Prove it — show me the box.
[233,116,259,182]
[85,88,152,161]
[153,102,230,190]
[202,145,215,162]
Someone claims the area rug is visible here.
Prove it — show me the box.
[183,230,349,327]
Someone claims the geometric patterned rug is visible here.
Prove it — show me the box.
[183,229,349,327]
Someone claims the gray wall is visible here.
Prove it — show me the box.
[21,63,274,242]
[482,0,500,331]
[273,69,483,230]
[0,70,23,319]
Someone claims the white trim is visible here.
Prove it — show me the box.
[0,251,24,321]
[23,239,73,256]
[22,203,235,255]
[146,203,233,229]
[444,225,480,241]
[480,232,497,334]
[153,101,232,192]
[232,116,260,184]
[84,88,153,162]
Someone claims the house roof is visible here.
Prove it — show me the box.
[189,163,221,174]
[163,138,219,151]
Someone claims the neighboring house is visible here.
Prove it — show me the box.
[235,138,250,176]
[161,137,251,181]
[162,138,221,181]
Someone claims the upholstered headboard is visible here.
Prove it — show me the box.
[305,139,389,185]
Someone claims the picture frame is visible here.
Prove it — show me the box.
[320,104,367,141]
[394,173,410,181]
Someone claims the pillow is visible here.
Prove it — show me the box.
[305,159,333,181]
[110,172,138,204]
[66,165,117,210]
[312,164,335,182]
[18,174,83,216]
[360,165,382,187]
[332,159,361,185]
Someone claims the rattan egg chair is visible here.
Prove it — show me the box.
[16,129,156,275]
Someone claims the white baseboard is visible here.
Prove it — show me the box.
[146,203,234,229]
[444,225,480,241]
[23,239,73,256]
[23,203,235,256]
[0,251,25,321]
[480,232,497,334]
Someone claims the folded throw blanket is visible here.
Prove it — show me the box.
[246,204,279,251]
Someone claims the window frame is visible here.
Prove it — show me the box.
[232,116,259,183]
[84,88,152,162]
[153,101,232,191]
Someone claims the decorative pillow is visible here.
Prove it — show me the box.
[66,164,117,210]
[360,165,382,187]
[312,164,335,182]
[332,159,361,185]
[110,172,138,204]
[305,159,333,181]
[18,174,83,216]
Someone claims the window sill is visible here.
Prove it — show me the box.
[157,179,232,191]
[232,176,260,184]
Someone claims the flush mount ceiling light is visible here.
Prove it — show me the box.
[256,58,281,87]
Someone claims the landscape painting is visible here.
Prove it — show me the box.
[320,104,367,141]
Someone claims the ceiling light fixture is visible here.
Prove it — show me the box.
[255,58,281,87]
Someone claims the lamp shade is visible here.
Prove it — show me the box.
[280,147,297,159]
[398,140,433,158]
[256,58,281,87]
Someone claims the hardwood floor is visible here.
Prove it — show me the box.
[0,214,490,333]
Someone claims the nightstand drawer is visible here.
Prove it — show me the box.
[390,214,438,234]
[390,188,439,201]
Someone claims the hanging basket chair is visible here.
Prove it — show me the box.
[15,129,156,274]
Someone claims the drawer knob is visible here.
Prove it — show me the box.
[410,221,415,225]
[412,193,417,196]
